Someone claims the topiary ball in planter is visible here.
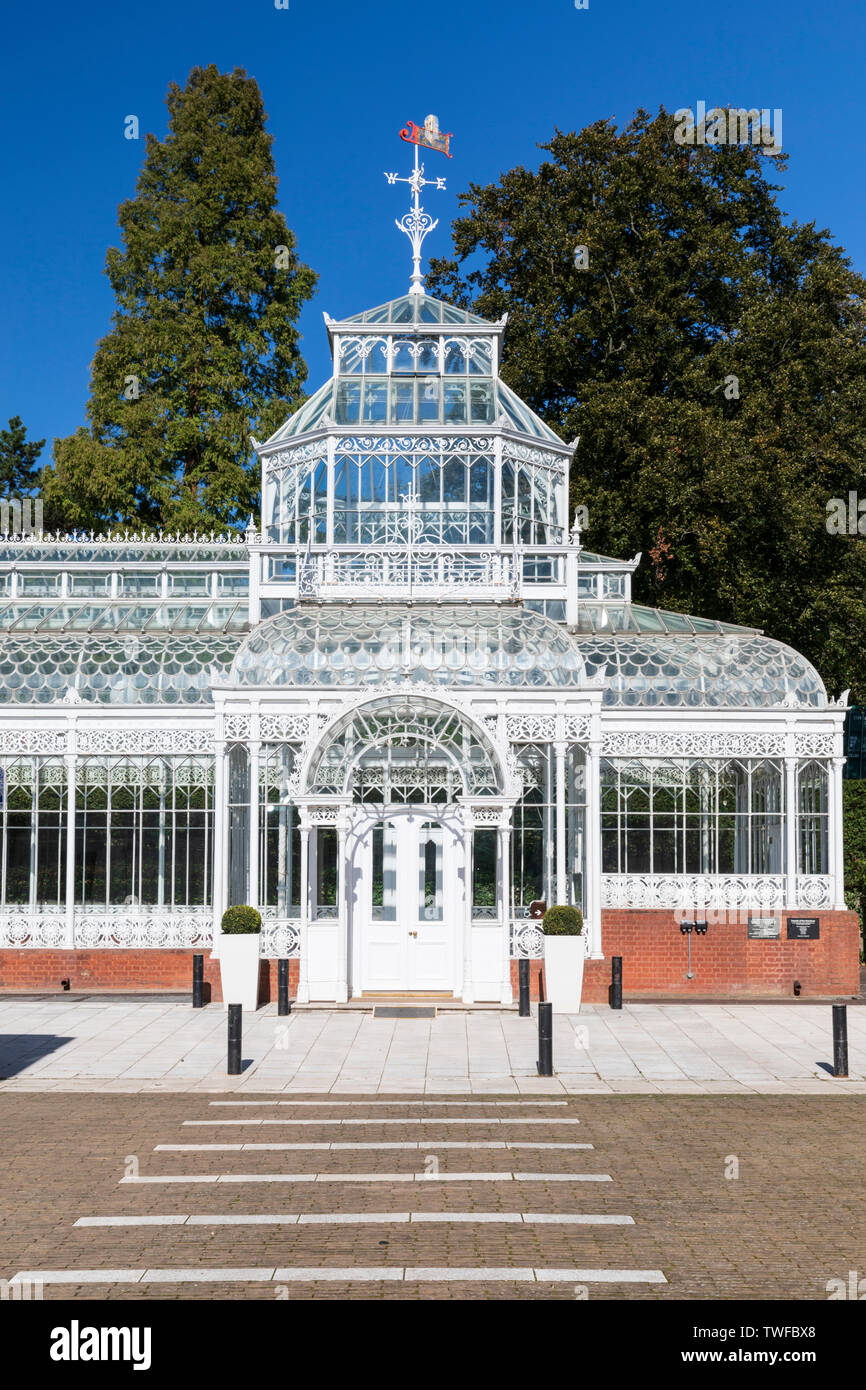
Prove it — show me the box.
[221,905,262,935]
[542,905,583,936]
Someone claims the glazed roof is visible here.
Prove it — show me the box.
[228,603,826,708]
[333,293,497,328]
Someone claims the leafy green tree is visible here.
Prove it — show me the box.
[0,417,44,498]
[842,780,866,953]
[45,64,316,533]
[426,110,866,699]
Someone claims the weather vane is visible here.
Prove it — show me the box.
[385,115,453,295]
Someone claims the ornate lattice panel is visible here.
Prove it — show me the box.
[510,921,545,958]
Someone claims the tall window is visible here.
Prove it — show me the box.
[472,827,498,919]
[601,759,784,876]
[75,757,213,907]
[332,448,494,546]
[502,460,561,544]
[567,745,587,912]
[797,761,828,874]
[313,827,338,919]
[0,757,66,908]
[227,745,249,907]
[259,744,302,914]
[511,745,555,911]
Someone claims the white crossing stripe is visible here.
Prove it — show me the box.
[156,1141,594,1152]
[120,1171,612,1185]
[12,1265,665,1285]
[209,1100,569,1108]
[75,1212,635,1228]
[183,1118,581,1127]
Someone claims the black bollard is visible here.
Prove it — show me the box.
[278,958,290,1016]
[610,955,622,1010]
[832,1004,849,1078]
[518,958,531,1017]
[537,1001,553,1076]
[192,954,204,1009]
[227,1004,242,1075]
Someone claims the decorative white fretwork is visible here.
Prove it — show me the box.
[794,733,836,758]
[302,687,516,801]
[224,714,251,740]
[510,922,545,958]
[1,908,213,949]
[564,715,591,741]
[298,548,518,599]
[259,714,311,742]
[601,874,789,910]
[76,728,214,755]
[260,920,301,958]
[601,732,786,759]
[505,715,556,742]
[794,876,834,909]
[2,913,67,947]
[0,730,67,755]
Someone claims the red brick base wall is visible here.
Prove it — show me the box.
[512,910,860,1001]
[1,911,859,1001]
[0,950,300,1002]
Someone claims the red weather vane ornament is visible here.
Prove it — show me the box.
[399,114,453,158]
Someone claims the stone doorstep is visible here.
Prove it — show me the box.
[291,1000,519,1012]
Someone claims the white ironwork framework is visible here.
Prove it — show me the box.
[0,220,849,994]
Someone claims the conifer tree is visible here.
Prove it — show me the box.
[0,417,44,498]
[45,65,316,532]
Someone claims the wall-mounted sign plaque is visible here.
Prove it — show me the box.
[748,917,781,939]
[786,916,820,940]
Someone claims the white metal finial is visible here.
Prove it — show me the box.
[385,121,448,295]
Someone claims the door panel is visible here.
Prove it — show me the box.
[359,814,458,993]
[362,821,403,989]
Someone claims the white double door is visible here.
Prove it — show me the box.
[355,812,462,994]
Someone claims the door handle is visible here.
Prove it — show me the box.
[408,931,418,938]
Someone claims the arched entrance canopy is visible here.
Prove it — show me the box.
[302,694,508,801]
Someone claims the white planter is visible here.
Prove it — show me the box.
[543,934,586,1014]
[219,933,261,1012]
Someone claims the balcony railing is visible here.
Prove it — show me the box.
[297,547,523,599]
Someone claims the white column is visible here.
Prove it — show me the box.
[585,739,603,957]
[831,756,846,909]
[336,817,349,1003]
[326,434,335,548]
[565,549,579,626]
[543,748,554,904]
[247,524,261,627]
[555,740,567,904]
[461,809,475,1003]
[493,436,503,548]
[212,739,227,948]
[785,751,797,908]
[248,740,260,912]
[64,750,77,948]
[297,820,311,1003]
[499,822,513,1004]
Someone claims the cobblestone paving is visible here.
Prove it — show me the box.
[1,1093,864,1300]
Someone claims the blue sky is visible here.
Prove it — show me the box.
[2,0,864,456]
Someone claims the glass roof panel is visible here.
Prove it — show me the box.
[337,293,495,327]
[0,601,250,634]
[228,603,823,706]
[570,603,759,638]
[270,379,335,439]
[0,634,241,704]
[495,381,563,443]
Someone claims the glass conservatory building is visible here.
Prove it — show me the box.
[0,289,857,1000]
